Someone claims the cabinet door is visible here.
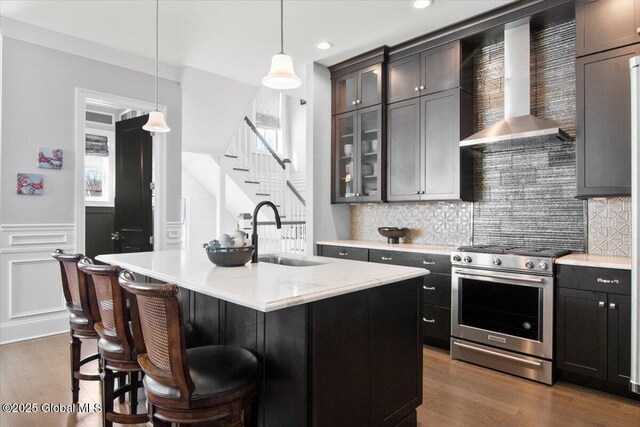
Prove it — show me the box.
[355,106,382,202]
[556,288,608,380]
[608,294,632,385]
[421,42,461,95]
[388,54,421,104]
[334,72,358,115]
[357,64,382,109]
[576,0,640,57]
[577,45,640,197]
[421,89,460,200]
[387,98,421,201]
[334,112,358,202]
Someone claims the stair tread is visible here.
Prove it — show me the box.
[233,167,250,172]
[224,154,238,158]
[245,180,260,184]
[255,193,271,196]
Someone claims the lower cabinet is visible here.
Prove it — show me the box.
[555,265,632,389]
[317,244,368,261]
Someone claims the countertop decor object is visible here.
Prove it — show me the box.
[378,227,410,244]
[204,245,254,267]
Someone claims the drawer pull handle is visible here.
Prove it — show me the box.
[423,318,436,323]
[423,261,435,265]
[423,286,436,291]
[338,251,348,256]
[381,256,392,261]
[597,278,619,284]
[598,301,605,308]
[609,303,617,310]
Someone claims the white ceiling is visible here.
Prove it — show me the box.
[0,0,516,90]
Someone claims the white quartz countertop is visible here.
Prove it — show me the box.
[97,250,427,312]
[317,240,457,255]
[556,253,631,270]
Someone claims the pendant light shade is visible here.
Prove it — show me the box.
[262,53,302,90]
[143,111,171,133]
[262,0,301,90]
[144,0,170,134]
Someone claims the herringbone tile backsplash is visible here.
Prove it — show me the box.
[350,19,630,256]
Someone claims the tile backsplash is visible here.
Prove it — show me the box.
[588,198,632,256]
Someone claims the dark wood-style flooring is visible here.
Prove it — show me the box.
[1,333,638,426]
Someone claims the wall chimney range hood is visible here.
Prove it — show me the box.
[461,22,570,147]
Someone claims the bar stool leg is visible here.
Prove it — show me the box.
[129,371,138,414]
[69,333,81,404]
[101,364,114,427]
[117,372,126,404]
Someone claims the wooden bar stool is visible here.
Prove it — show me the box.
[119,272,259,426]
[77,258,148,427]
[52,249,101,404]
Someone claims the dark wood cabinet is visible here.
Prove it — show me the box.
[333,105,383,203]
[317,244,368,261]
[387,88,474,201]
[575,0,640,57]
[333,64,383,115]
[556,265,632,387]
[576,44,640,197]
[556,287,609,380]
[387,41,472,104]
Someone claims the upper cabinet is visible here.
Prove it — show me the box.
[333,65,383,114]
[575,0,640,57]
[575,0,640,197]
[387,41,472,104]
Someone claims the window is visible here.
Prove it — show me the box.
[255,88,284,155]
[85,128,115,206]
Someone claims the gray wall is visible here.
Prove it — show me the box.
[1,37,183,225]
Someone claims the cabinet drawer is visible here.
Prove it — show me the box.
[369,249,451,274]
[556,265,631,295]
[422,305,451,342]
[422,273,451,309]
[318,245,368,261]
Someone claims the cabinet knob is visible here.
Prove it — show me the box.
[419,85,425,90]
[415,190,421,194]
[356,99,361,104]
[352,100,357,105]
[609,303,617,310]
[598,301,605,308]
[414,87,420,91]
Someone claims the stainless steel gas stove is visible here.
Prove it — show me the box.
[449,245,570,385]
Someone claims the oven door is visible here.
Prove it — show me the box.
[451,268,553,359]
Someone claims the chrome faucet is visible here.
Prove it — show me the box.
[251,201,282,263]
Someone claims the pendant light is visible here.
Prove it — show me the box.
[262,0,301,90]
[143,0,171,134]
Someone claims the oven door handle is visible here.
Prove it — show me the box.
[454,270,545,284]
[453,341,543,367]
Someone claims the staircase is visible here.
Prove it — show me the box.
[223,116,307,255]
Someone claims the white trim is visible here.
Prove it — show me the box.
[9,233,67,246]
[75,88,168,253]
[0,17,182,82]
[8,258,66,319]
[1,223,75,232]
[0,315,69,345]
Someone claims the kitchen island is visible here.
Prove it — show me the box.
[97,250,428,427]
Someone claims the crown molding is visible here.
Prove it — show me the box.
[0,17,183,82]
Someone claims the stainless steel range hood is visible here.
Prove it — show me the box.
[460,22,570,147]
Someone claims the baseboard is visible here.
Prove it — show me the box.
[557,370,640,401]
[0,313,69,344]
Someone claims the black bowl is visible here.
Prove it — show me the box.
[205,245,254,267]
[378,227,410,244]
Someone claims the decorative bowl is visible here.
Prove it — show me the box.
[204,245,254,267]
[378,227,410,244]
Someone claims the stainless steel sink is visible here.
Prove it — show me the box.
[258,255,326,267]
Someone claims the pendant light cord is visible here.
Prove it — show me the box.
[155,0,159,111]
[280,0,284,54]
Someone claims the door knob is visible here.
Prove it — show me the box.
[111,231,121,241]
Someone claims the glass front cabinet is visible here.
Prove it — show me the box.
[334,106,383,203]
[330,48,386,204]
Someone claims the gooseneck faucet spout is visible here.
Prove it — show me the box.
[251,201,282,263]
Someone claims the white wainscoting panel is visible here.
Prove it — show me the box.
[0,223,75,344]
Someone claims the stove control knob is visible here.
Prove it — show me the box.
[493,258,501,266]
[452,255,462,262]
[539,261,548,270]
[464,256,472,263]
[525,260,534,269]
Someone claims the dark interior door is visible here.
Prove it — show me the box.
[113,115,153,253]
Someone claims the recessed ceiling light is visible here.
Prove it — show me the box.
[317,41,333,50]
[411,0,434,9]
